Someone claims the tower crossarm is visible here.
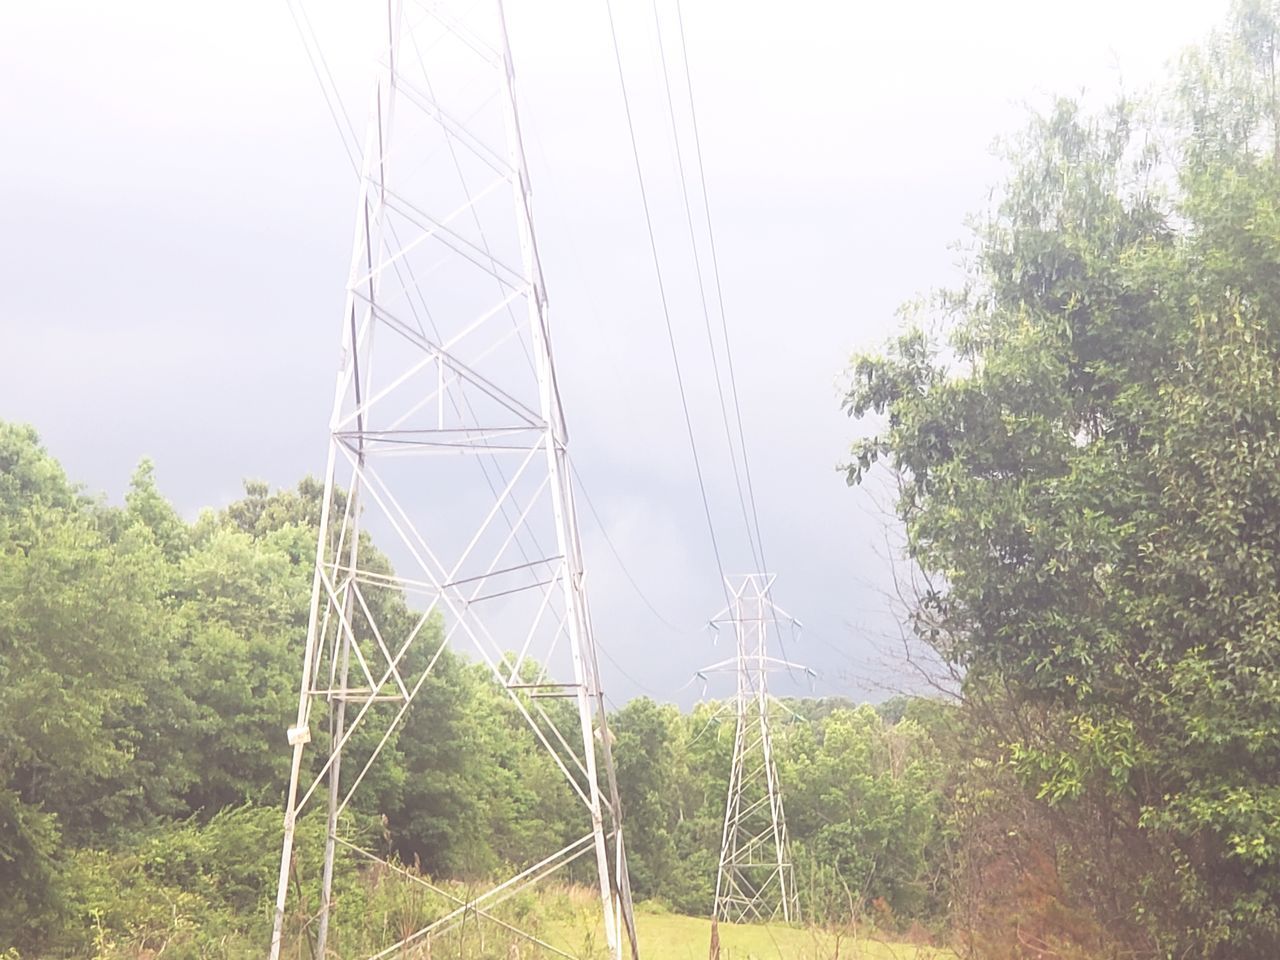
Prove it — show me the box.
[267,2,639,957]
[702,573,806,926]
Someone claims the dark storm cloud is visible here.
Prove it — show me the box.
[0,0,1226,703]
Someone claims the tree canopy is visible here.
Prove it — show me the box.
[0,423,948,956]
[844,3,1280,956]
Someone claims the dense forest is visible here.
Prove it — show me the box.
[841,2,1280,957]
[6,2,1280,959]
[0,422,950,958]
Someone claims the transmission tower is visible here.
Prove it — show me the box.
[703,574,805,925]
[269,2,638,957]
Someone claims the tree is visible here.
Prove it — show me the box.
[0,426,166,945]
[843,5,1280,955]
[0,422,965,951]
[786,706,946,925]
[610,698,686,900]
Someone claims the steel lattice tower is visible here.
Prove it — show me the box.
[269,2,638,957]
[704,574,803,925]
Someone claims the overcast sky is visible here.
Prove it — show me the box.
[1,0,1230,705]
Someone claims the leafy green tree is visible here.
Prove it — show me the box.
[0,421,964,951]
[843,5,1280,954]
[0,426,166,945]
[125,460,189,561]
[787,707,945,924]
[610,698,686,899]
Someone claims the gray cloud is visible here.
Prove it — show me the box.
[0,0,1228,704]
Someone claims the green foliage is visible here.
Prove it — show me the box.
[0,788,66,947]
[788,706,948,925]
[0,424,167,948]
[0,421,958,955]
[58,805,333,959]
[610,699,686,900]
[606,696,952,930]
[15,4,1280,957]
[843,3,1280,955]
[0,427,609,954]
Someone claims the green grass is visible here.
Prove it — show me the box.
[544,896,955,960]
[629,909,954,960]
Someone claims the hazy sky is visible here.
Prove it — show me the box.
[1,0,1230,704]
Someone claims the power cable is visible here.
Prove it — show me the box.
[284,0,557,613]
[664,0,801,678]
[648,0,762,574]
[596,642,667,701]
[285,0,360,173]
[287,0,693,695]
[604,0,733,612]
[522,121,694,643]
[671,0,769,569]
[568,456,685,635]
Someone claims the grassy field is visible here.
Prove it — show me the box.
[629,910,953,960]
[540,896,954,960]
[281,881,955,960]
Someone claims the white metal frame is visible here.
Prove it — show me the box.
[268,2,638,956]
[703,574,803,925]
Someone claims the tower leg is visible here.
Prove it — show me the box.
[709,575,801,925]
[269,739,309,960]
[270,435,343,960]
[316,621,352,956]
[268,1,640,954]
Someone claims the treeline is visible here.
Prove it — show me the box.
[842,3,1280,959]
[0,423,953,957]
[11,5,1280,959]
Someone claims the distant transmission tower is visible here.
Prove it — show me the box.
[703,574,805,925]
[269,2,638,957]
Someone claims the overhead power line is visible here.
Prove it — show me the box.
[604,0,732,611]
[284,0,360,172]
[569,456,685,635]
[663,0,800,675]
[669,0,771,575]
[286,0,689,674]
[649,0,762,574]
